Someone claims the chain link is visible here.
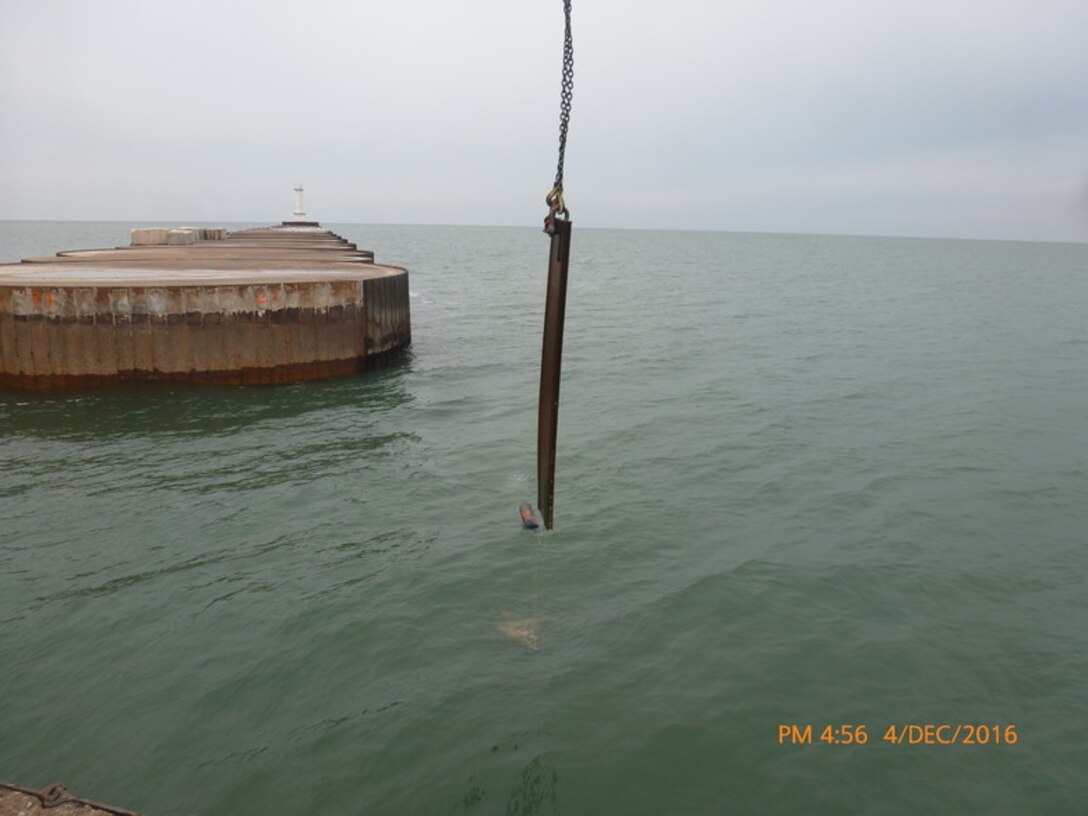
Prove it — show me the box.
[554,0,574,193]
[547,0,574,224]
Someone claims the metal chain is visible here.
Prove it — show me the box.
[554,0,574,195]
[546,0,574,228]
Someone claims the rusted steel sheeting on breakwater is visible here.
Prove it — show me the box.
[0,225,410,389]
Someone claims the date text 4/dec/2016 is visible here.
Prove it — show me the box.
[777,724,1018,746]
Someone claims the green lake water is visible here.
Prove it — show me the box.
[2,222,1086,814]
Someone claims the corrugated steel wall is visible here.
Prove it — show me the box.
[0,272,411,389]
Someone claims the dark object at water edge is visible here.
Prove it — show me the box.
[0,782,138,815]
[519,501,541,529]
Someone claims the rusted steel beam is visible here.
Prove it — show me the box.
[537,219,572,530]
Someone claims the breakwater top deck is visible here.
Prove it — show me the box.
[0,225,385,286]
[0,223,412,389]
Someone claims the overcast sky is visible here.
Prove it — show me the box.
[1,0,1086,241]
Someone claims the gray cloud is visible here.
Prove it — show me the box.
[1,0,1085,241]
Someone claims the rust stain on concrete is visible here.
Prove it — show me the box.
[0,224,411,390]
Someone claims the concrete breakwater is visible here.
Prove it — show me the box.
[0,223,411,389]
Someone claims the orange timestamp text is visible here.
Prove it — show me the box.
[778,724,1018,746]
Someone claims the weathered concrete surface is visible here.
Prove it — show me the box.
[0,783,136,816]
[0,224,410,389]
[129,227,170,246]
[166,229,196,245]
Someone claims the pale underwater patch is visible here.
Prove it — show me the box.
[500,617,540,651]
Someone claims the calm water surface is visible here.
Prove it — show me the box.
[1,221,1086,814]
